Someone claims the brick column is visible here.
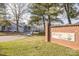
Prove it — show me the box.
[45,20,50,42]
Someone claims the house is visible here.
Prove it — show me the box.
[0,19,26,32]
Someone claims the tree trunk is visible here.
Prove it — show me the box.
[42,15,45,34]
[47,4,51,42]
[64,4,72,24]
[16,20,19,32]
[48,15,51,42]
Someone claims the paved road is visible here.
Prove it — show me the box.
[0,35,26,42]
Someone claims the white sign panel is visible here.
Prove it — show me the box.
[51,32,75,41]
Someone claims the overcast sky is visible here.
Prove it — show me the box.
[6,3,79,25]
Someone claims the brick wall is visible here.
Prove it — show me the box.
[45,22,79,50]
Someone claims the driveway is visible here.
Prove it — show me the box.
[0,35,26,42]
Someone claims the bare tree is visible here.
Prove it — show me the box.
[6,3,28,32]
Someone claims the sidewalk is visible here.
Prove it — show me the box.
[0,35,25,42]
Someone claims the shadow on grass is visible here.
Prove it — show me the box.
[0,54,7,56]
[0,31,24,36]
[32,32,45,36]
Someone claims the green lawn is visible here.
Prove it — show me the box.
[0,35,79,56]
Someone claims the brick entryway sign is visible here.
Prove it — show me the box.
[45,21,79,50]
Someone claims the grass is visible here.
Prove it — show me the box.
[0,35,79,56]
